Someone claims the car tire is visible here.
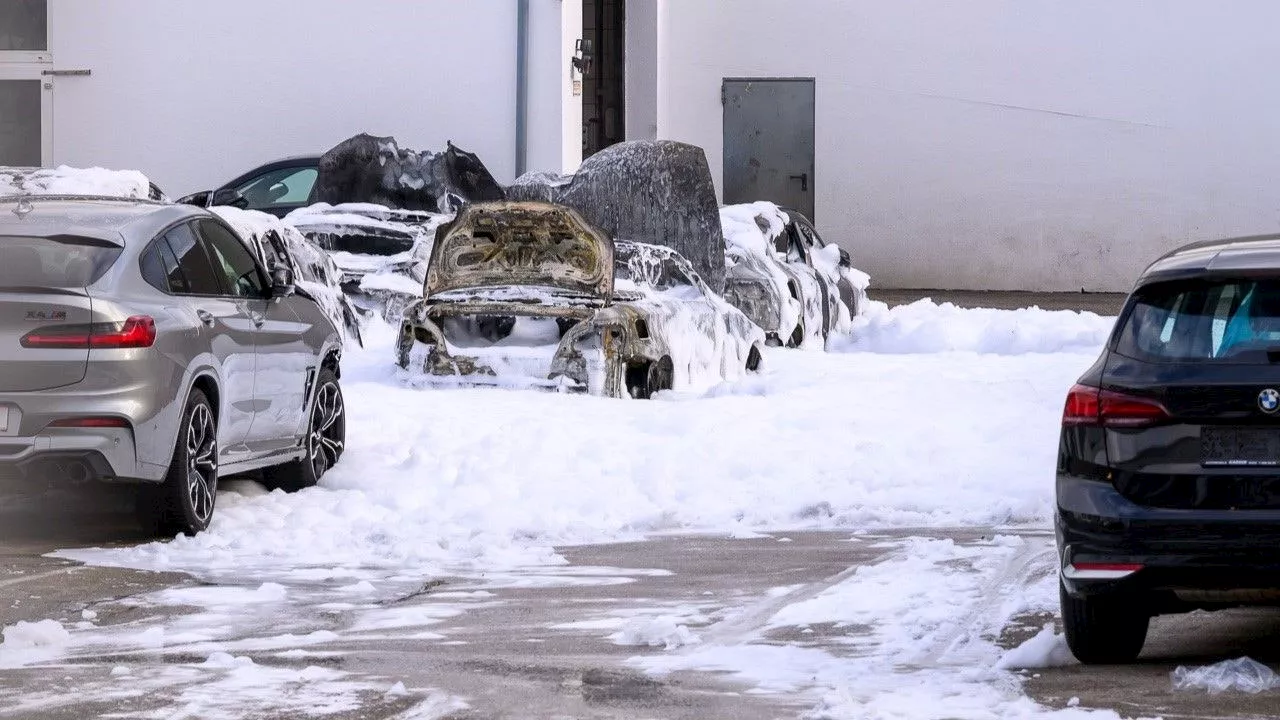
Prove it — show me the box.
[786,322,805,349]
[262,367,345,492]
[1060,579,1149,664]
[135,389,218,537]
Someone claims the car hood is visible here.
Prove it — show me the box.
[425,201,614,301]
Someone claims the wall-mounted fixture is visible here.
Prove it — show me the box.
[571,38,594,78]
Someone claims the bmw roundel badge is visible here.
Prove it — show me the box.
[1260,389,1280,414]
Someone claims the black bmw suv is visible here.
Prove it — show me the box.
[1058,234,1280,663]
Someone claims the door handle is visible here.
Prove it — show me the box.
[195,309,215,327]
[789,173,809,192]
[250,312,265,328]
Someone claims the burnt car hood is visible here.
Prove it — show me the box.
[425,201,614,300]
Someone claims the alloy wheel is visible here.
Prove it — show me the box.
[186,403,217,524]
[308,382,345,478]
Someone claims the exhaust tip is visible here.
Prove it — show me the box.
[1064,562,1144,581]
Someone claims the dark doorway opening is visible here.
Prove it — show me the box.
[582,0,625,159]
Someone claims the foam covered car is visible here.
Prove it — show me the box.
[395,201,764,397]
[284,203,447,321]
[210,206,364,347]
[721,202,869,348]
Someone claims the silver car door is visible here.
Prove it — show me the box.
[170,221,258,452]
[196,219,310,451]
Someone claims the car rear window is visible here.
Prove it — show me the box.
[1116,278,1280,362]
[0,235,122,288]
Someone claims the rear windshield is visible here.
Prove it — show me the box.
[0,236,122,288]
[1116,279,1280,362]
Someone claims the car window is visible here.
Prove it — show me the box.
[798,222,823,248]
[0,235,120,288]
[785,226,807,263]
[164,222,223,295]
[197,219,266,297]
[1114,279,1280,362]
[234,166,317,208]
[139,234,187,294]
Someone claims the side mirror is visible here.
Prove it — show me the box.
[176,190,212,207]
[270,266,296,298]
[210,188,250,209]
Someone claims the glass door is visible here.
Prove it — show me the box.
[0,0,51,166]
[0,66,50,167]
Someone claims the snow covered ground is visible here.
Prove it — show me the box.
[26,299,1126,718]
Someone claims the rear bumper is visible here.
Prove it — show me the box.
[0,428,152,484]
[1057,471,1280,600]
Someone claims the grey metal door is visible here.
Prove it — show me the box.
[722,78,815,220]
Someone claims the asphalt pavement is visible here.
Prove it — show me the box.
[4,490,1280,720]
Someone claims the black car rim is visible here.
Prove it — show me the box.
[186,403,217,524]
[309,382,344,477]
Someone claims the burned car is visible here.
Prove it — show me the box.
[395,202,764,398]
[211,206,364,346]
[721,202,869,348]
[284,202,448,321]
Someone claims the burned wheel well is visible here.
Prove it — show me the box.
[322,349,341,379]
[625,356,674,400]
[746,344,763,372]
[625,361,650,397]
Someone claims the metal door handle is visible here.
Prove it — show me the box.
[789,173,809,192]
[250,312,265,328]
[195,309,215,327]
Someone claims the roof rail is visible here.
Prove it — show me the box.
[0,194,169,206]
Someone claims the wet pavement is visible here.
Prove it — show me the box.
[1,493,1279,719]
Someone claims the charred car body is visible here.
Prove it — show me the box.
[396,202,764,398]
[506,140,727,294]
[721,202,868,348]
[284,203,447,321]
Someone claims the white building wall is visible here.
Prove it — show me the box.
[561,0,584,173]
[656,0,1280,292]
[526,0,566,176]
[624,0,657,142]
[46,0,565,196]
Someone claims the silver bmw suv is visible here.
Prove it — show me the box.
[0,196,347,536]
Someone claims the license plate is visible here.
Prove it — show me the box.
[1201,427,1280,467]
[0,406,8,433]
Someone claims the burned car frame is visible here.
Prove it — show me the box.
[395,201,764,398]
[284,203,446,312]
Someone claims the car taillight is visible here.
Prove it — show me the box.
[1062,383,1169,428]
[20,316,156,349]
[1062,384,1100,425]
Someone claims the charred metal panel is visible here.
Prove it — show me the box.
[506,140,726,293]
[426,202,614,300]
[313,134,505,212]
